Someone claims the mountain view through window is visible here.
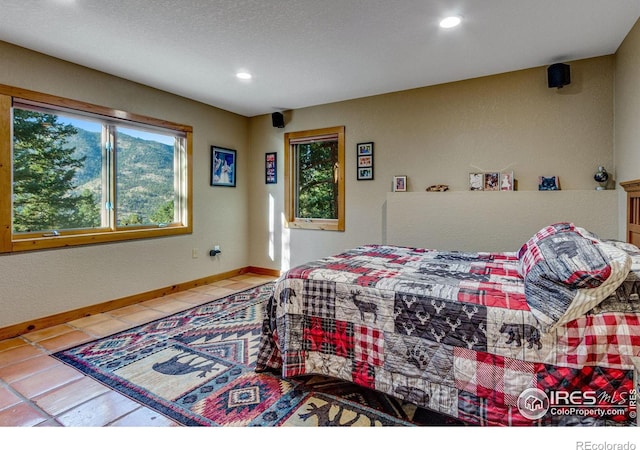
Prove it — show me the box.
[12,108,177,233]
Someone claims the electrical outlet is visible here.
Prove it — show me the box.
[192,248,199,258]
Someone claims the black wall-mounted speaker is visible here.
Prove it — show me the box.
[272,112,285,128]
[547,63,571,88]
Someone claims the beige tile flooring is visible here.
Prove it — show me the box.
[0,273,276,427]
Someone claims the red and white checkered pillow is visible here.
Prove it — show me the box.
[518,224,631,331]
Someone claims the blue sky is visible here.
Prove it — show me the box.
[61,116,175,146]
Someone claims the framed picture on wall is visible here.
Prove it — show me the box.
[358,155,372,167]
[358,167,373,180]
[356,142,374,180]
[211,146,236,187]
[357,142,373,156]
[265,152,277,184]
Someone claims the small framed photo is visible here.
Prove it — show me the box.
[500,172,514,191]
[358,167,373,180]
[469,173,483,191]
[358,155,372,167]
[357,142,373,156]
[265,152,277,184]
[356,142,374,180]
[211,146,236,187]
[484,172,499,191]
[393,175,407,192]
[539,176,560,191]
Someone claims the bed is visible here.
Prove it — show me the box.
[256,221,640,426]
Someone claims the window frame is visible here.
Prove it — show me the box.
[284,126,345,231]
[0,83,193,253]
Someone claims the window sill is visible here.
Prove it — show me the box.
[7,225,192,253]
[286,219,344,231]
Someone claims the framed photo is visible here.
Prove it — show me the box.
[356,142,374,180]
[469,173,483,191]
[211,146,236,187]
[358,155,372,167]
[484,172,499,191]
[265,152,277,184]
[500,172,514,191]
[357,142,373,156]
[538,176,560,191]
[358,167,373,180]
[393,175,407,192]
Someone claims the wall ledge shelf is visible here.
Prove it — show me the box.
[386,189,617,252]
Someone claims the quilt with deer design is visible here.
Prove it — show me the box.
[256,244,640,426]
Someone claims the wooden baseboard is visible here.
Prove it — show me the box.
[246,266,281,277]
[0,266,280,341]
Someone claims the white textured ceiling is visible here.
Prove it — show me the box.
[1,0,639,117]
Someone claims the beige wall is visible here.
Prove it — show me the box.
[1,28,633,328]
[0,42,250,329]
[249,56,615,269]
[387,190,618,253]
[615,18,640,238]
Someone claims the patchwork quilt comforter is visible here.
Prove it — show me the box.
[256,224,640,426]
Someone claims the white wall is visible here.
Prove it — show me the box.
[0,42,250,329]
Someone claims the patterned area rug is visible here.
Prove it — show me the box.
[53,283,464,426]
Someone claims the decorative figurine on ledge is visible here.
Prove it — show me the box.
[426,184,449,192]
[594,166,609,190]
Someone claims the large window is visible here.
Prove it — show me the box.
[0,84,192,253]
[284,126,345,231]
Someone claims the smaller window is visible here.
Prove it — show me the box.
[284,126,345,231]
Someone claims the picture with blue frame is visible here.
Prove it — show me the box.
[211,146,236,187]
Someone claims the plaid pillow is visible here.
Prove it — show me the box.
[521,229,631,331]
[517,223,575,278]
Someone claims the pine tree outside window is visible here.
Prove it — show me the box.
[0,84,192,253]
[284,126,345,231]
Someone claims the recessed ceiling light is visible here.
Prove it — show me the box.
[439,16,462,29]
[236,72,252,80]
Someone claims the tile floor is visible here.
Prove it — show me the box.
[0,273,276,427]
